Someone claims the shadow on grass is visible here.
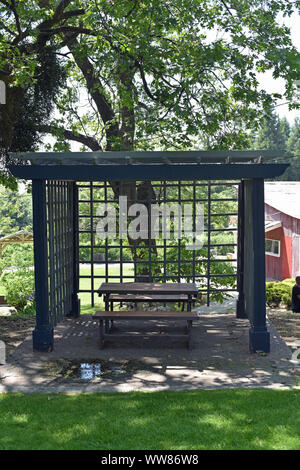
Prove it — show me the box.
[0,389,300,450]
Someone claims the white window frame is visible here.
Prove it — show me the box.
[265,238,281,257]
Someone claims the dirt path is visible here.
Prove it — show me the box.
[0,316,35,357]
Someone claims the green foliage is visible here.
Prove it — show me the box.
[252,111,300,180]
[0,244,33,274]
[0,244,34,312]
[0,2,74,186]
[0,269,35,312]
[1,0,297,154]
[253,111,288,153]
[265,279,294,308]
[165,242,236,303]
[0,187,32,237]
[10,46,66,153]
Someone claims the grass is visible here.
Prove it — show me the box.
[1,389,300,450]
[78,264,134,313]
[0,264,135,314]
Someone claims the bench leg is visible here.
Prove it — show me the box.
[109,302,114,331]
[105,320,110,334]
[187,320,192,350]
[105,295,109,311]
[99,320,105,349]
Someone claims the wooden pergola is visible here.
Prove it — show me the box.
[0,230,33,257]
[8,150,288,353]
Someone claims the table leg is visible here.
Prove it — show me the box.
[104,294,112,333]
[105,294,109,311]
[187,320,192,350]
[99,319,105,349]
[187,295,192,312]
[110,301,114,331]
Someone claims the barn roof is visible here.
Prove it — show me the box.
[265,220,282,232]
[265,182,300,220]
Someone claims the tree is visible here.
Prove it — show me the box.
[0,0,88,187]
[253,111,289,152]
[285,117,300,178]
[1,1,300,158]
[0,186,32,236]
[1,1,300,282]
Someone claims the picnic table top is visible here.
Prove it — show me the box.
[97,282,198,296]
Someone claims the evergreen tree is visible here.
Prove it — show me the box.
[253,111,287,152]
[285,118,300,179]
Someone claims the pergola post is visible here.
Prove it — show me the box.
[32,179,54,352]
[70,182,80,317]
[245,178,270,353]
[236,180,246,318]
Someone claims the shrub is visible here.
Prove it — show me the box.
[266,280,293,308]
[0,269,35,312]
[0,244,33,274]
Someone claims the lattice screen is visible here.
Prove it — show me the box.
[77,180,239,307]
[46,180,74,326]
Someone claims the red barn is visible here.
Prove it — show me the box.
[265,182,300,281]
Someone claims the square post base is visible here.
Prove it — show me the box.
[249,327,270,353]
[32,326,54,352]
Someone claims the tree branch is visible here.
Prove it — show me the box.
[137,61,160,102]
[39,26,97,35]
[39,124,103,151]
[11,0,22,35]
[61,8,85,20]
[66,36,119,149]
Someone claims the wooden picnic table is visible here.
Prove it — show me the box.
[96,283,199,347]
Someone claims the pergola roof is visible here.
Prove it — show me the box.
[0,230,33,243]
[0,230,33,256]
[8,150,289,181]
[10,150,287,165]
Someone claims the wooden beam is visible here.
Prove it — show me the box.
[8,163,289,181]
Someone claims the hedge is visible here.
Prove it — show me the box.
[265,278,295,309]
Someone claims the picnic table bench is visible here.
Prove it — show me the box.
[95,282,199,349]
[93,310,199,349]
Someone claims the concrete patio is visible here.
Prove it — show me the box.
[1,312,299,393]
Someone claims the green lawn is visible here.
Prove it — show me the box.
[0,264,135,314]
[79,264,134,313]
[1,389,300,450]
